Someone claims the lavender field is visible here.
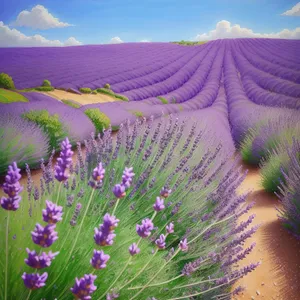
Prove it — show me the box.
[1,37,300,299]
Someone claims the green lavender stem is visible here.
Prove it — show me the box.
[55,182,62,205]
[112,198,120,216]
[4,212,9,300]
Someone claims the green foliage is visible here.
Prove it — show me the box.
[61,99,81,108]
[0,73,15,89]
[42,80,51,87]
[34,86,54,92]
[22,110,67,150]
[111,125,120,131]
[178,104,183,111]
[91,90,98,94]
[157,96,168,104]
[104,83,111,89]
[131,110,143,118]
[172,40,207,46]
[84,108,111,134]
[0,88,28,103]
[114,93,129,101]
[96,88,129,101]
[79,87,92,94]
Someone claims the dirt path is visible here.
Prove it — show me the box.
[40,89,118,105]
[233,162,300,300]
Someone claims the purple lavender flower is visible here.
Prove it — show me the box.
[166,222,174,234]
[22,272,48,290]
[70,274,97,300]
[103,213,120,231]
[153,197,165,212]
[1,162,23,211]
[122,167,135,188]
[31,223,58,247]
[54,138,74,182]
[42,200,63,224]
[129,243,140,256]
[94,214,119,246]
[160,186,172,198]
[90,250,110,270]
[179,238,188,252]
[136,218,154,238]
[25,248,59,269]
[155,234,166,249]
[70,203,82,226]
[106,290,119,300]
[112,184,126,198]
[89,162,105,189]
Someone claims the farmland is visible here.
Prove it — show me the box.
[0,38,300,299]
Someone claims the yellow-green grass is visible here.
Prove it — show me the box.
[0,88,28,103]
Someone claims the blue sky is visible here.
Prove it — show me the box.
[0,0,299,46]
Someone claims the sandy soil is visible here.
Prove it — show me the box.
[233,162,300,300]
[40,89,119,105]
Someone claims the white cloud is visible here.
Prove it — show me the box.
[140,39,151,42]
[110,36,124,44]
[12,5,72,29]
[194,20,300,40]
[282,2,300,16]
[0,22,82,47]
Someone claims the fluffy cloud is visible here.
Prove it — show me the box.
[194,20,300,40]
[0,22,81,47]
[110,36,124,44]
[282,2,300,16]
[12,5,72,29]
[140,39,151,42]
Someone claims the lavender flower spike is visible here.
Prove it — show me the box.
[71,274,97,300]
[42,200,63,224]
[166,222,174,234]
[25,248,59,269]
[112,184,126,199]
[160,186,172,198]
[1,162,23,211]
[155,234,166,249]
[90,250,110,270]
[22,272,48,290]
[89,162,106,189]
[103,213,120,231]
[153,197,165,212]
[107,290,120,300]
[31,223,58,248]
[122,167,135,188]
[129,243,140,256]
[179,238,188,252]
[136,218,154,238]
[54,137,74,182]
[94,214,119,246]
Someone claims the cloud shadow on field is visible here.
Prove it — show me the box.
[262,220,300,299]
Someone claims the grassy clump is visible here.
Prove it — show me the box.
[157,96,168,104]
[0,114,50,175]
[104,83,111,89]
[61,99,81,109]
[0,88,28,103]
[96,88,129,101]
[0,73,15,90]
[114,93,129,102]
[35,86,54,92]
[0,117,257,299]
[84,108,110,134]
[22,110,67,150]
[42,80,51,87]
[130,110,143,118]
[79,87,92,94]
[172,40,207,46]
[178,104,183,111]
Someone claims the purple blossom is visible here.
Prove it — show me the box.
[22,272,48,290]
[70,203,82,226]
[179,238,188,252]
[70,274,97,300]
[166,222,174,234]
[129,243,140,256]
[31,223,58,248]
[106,290,119,300]
[54,137,74,182]
[89,162,105,189]
[122,167,135,188]
[94,214,119,246]
[1,162,23,211]
[90,250,110,270]
[42,200,63,224]
[153,197,165,212]
[182,257,204,276]
[155,234,166,249]
[103,213,120,230]
[136,218,154,238]
[25,248,59,269]
[160,186,172,198]
[112,184,126,199]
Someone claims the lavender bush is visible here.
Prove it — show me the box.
[0,115,258,299]
[0,114,50,175]
[276,139,300,239]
